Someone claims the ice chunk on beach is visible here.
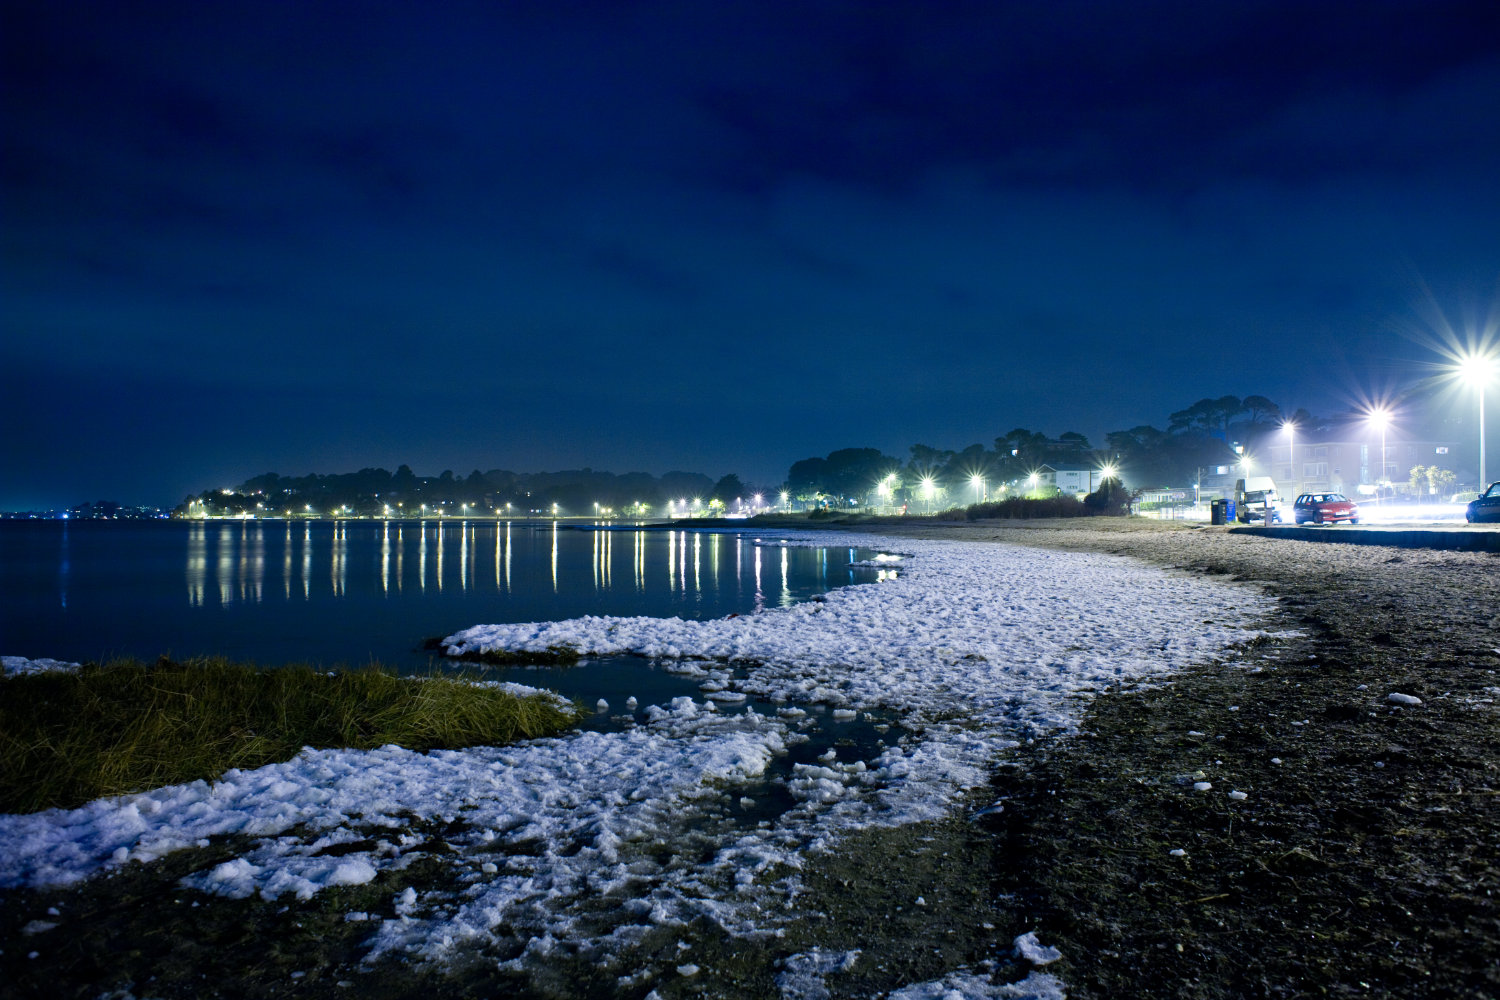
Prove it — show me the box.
[891,969,1065,999]
[1386,692,1422,706]
[1013,930,1062,965]
[776,948,859,999]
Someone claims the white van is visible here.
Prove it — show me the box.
[1234,477,1282,523]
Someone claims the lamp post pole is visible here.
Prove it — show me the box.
[1284,423,1296,498]
[1380,424,1388,493]
[1480,386,1488,487]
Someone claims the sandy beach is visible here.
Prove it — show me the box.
[3,518,1495,999]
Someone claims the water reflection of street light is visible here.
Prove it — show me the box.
[1458,353,1495,486]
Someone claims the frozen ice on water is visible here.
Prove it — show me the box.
[596,698,609,712]
[625,696,638,709]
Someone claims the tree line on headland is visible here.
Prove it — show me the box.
[173,394,1380,518]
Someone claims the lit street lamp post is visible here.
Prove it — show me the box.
[1281,420,1297,498]
[1367,408,1390,496]
[1460,355,1494,486]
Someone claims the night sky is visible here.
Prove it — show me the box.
[4,1,1499,509]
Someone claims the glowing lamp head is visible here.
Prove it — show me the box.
[1459,353,1497,387]
[1100,464,1117,480]
[1368,408,1391,430]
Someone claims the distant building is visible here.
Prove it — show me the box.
[1264,435,1459,496]
[1036,464,1096,496]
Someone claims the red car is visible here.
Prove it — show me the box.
[1293,492,1360,525]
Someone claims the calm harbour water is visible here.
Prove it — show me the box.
[0,520,885,673]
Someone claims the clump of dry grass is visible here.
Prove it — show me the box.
[0,657,579,813]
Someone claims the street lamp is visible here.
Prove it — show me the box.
[1282,420,1297,497]
[1367,408,1391,492]
[969,473,985,503]
[1459,353,1496,486]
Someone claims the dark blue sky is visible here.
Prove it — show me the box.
[4,0,1499,508]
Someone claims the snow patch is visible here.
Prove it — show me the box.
[2,656,80,677]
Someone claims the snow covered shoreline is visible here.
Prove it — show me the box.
[1,531,1283,992]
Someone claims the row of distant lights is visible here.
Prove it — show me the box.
[239,354,1500,517]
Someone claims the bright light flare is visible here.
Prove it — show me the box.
[1458,351,1497,387]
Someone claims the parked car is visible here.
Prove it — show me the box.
[1466,482,1500,523]
[1293,493,1360,524]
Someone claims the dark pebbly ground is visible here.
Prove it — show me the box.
[2,520,1495,999]
[856,519,1500,999]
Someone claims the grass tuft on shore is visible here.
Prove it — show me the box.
[0,657,580,814]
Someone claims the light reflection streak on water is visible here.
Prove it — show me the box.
[245,523,263,603]
[381,522,390,595]
[781,546,790,606]
[667,530,676,590]
[332,522,347,597]
[634,531,645,590]
[217,525,234,605]
[170,523,879,613]
[187,523,206,606]
[460,522,469,593]
[753,544,763,611]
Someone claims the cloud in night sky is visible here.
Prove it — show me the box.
[3,0,1499,507]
